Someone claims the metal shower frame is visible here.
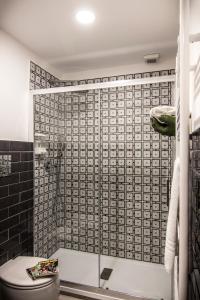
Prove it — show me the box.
[29,74,176,299]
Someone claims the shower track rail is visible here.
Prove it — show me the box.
[30,74,175,95]
[60,281,159,300]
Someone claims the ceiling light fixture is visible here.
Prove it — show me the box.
[76,10,95,24]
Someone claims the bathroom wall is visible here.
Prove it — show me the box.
[0,140,33,266]
[61,58,175,81]
[62,70,174,264]
[190,0,200,131]
[0,30,60,142]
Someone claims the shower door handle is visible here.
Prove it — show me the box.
[167,178,170,207]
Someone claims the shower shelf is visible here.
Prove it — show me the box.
[34,133,48,156]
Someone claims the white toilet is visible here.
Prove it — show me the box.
[0,256,59,300]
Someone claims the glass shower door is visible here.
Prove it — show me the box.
[63,89,101,287]
[99,79,173,299]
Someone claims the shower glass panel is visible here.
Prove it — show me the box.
[32,72,174,300]
[33,90,101,288]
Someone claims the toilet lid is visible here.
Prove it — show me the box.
[0,256,55,288]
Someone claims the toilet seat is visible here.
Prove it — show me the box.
[0,256,54,290]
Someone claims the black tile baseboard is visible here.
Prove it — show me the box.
[0,140,33,266]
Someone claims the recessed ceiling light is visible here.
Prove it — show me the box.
[76,10,95,24]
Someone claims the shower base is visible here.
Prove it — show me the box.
[51,248,171,300]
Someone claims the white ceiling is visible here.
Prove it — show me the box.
[0,0,179,75]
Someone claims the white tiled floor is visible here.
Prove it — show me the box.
[51,248,171,300]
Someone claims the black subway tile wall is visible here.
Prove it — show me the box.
[0,141,33,266]
[189,131,200,299]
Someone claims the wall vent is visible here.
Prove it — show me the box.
[144,53,160,64]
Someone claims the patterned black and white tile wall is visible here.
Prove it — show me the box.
[0,140,33,266]
[30,61,66,258]
[63,70,174,264]
[33,93,65,258]
[31,62,174,264]
[30,61,58,90]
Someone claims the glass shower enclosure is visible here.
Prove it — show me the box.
[31,73,175,300]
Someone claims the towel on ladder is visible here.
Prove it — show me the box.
[164,158,180,273]
[150,106,176,136]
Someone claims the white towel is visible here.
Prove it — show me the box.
[164,158,180,273]
[150,106,176,124]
